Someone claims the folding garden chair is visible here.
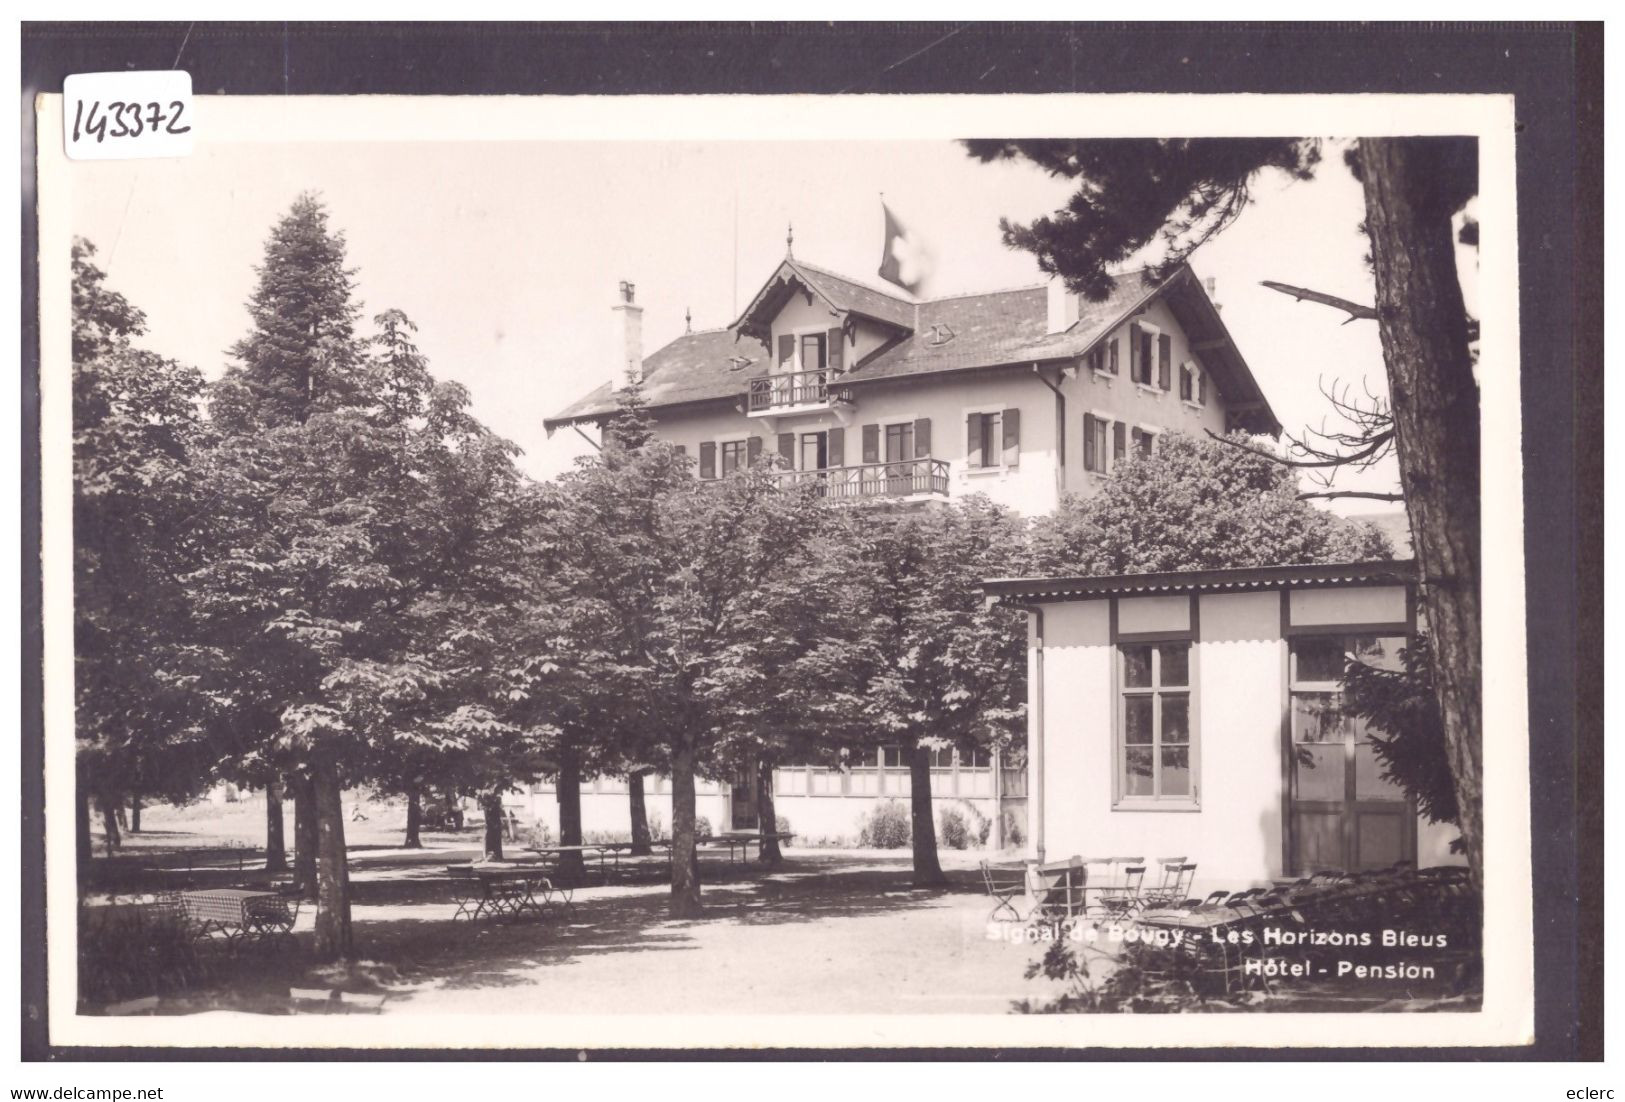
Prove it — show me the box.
[1140,860,1195,908]
[980,860,1029,923]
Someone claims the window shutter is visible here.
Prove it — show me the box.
[778,433,795,465]
[1113,421,1126,461]
[747,436,763,466]
[966,414,981,468]
[828,426,845,467]
[913,417,932,457]
[1108,338,1119,375]
[827,327,844,372]
[1083,413,1097,472]
[861,424,880,465]
[1198,372,1207,405]
[699,441,716,479]
[1002,408,1020,467]
[1129,327,1140,382]
[778,334,794,368]
[1158,334,1172,390]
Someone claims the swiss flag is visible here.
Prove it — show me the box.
[878,201,934,294]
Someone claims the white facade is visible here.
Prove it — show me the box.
[990,564,1466,885]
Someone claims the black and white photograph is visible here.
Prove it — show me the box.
[21,21,1596,1066]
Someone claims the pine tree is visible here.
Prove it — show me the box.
[219,192,363,429]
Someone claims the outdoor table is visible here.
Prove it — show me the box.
[1026,857,1087,923]
[177,888,298,950]
[700,832,794,863]
[445,863,565,922]
[525,841,672,879]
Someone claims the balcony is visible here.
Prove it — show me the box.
[747,369,853,417]
[769,458,950,503]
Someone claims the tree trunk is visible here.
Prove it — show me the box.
[114,802,128,831]
[311,768,353,962]
[1360,137,1483,891]
[668,740,703,917]
[403,786,423,849]
[481,794,505,862]
[75,765,91,884]
[757,760,782,864]
[556,745,586,881]
[99,797,121,854]
[909,744,947,887]
[130,795,142,833]
[627,771,653,856]
[264,784,287,872]
[292,775,318,898]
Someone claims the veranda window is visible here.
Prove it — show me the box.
[1117,641,1195,804]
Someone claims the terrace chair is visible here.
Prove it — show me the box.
[980,860,1029,923]
[242,892,302,952]
[1092,865,1146,918]
[1140,862,1197,909]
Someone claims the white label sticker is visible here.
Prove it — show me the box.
[63,71,194,161]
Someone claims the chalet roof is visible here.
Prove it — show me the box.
[980,559,1418,605]
[544,328,754,425]
[544,259,1281,435]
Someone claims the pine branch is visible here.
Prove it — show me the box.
[1260,280,1378,324]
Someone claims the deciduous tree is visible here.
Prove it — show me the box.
[1026,432,1393,575]
[848,497,1028,886]
[71,239,216,875]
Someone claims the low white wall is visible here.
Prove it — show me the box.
[504,785,1008,849]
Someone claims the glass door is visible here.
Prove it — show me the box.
[1287,635,1415,875]
[799,431,828,494]
[884,422,914,495]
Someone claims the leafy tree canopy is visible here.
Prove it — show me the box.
[1027,431,1393,575]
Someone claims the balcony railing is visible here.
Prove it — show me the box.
[770,458,950,502]
[747,369,851,413]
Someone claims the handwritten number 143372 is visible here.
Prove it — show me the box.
[72,99,191,143]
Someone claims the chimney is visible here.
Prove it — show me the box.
[1045,276,1081,335]
[1204,276,1222,312]
[611,280,643,390]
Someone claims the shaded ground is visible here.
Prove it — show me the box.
[82,801,1478,1017]
[86,801,1065,1015]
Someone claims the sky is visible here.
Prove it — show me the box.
[68,136,1457,513]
